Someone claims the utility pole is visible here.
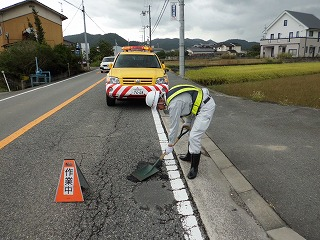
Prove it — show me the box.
[141,5,152,47]
[82,0,89,70]
[148,5,152,47]
[179,0,185,78]
[61,0,89,70]
[143,26,146,44]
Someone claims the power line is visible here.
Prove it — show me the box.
[61,0,106,35]
[61,0,80,10]
[151,0,169,35]
[85,13,106,34]
[62,3,82,33]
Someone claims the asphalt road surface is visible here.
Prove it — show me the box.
[0,71,196,239]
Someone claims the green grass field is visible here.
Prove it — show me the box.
[183,62,320,109]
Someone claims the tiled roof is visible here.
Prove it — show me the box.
[286,10,320,29]
[188,47,215,53]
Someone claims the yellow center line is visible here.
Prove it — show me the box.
[0,77,105,150]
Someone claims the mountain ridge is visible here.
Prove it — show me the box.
[64,33,259,51]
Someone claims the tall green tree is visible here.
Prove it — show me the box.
[25,18,36,41]
[31,7,46,44]
[98,40,114,57]
[89,40,114,62]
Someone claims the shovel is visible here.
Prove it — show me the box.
[131,127,190,181]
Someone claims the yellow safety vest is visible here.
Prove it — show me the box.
[166,84,203,115]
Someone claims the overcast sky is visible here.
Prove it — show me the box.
[1,0,320,43]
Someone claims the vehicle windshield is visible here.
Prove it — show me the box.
[113,54,161,68]
[103,57,115,62]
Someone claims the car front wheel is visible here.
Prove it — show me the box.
[106,94,116,106]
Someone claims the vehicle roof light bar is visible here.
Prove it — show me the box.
[122,46,153,52]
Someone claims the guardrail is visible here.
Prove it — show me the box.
[30,71,51,87]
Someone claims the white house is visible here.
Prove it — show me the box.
[215,42,242,53]
[214,42,243,56]
[186,42,243,57]
[260,10,320,58]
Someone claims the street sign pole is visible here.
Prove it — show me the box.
[179,0,185,78]
[82,0,90,71]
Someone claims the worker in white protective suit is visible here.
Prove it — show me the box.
[145,84,216,179]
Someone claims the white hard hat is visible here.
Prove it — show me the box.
[146,91,160,108]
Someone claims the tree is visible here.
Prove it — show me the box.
[247,44,260,57]
[156,50,166,60]
[0,40,55,75]
[52,44,82,74]
[98,40,113,57]
[89,40,113,62]
[0,41,82,89]
[89,47,99,62]
[23,18,36,41]
[31,7,46,44]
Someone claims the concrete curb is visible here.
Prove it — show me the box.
[159,110,306,240]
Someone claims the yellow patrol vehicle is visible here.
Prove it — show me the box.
[105,46,169,106]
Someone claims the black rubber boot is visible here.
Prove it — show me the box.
[187,153,201,179]
[179,151,191,161]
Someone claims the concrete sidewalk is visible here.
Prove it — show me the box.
[159,110,305,240]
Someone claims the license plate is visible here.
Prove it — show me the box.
[132,89,144,95]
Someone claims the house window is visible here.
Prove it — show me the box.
[270,34,274,39]
[305,46,308,53]
[284,20,287,26]
[318,32,320,42]
[278,33,281,39]
[288,49,297,56]
[288,32,293,42]
[296,31,299,37]
[309,31,314,37]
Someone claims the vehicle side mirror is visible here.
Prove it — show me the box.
[162,63,168,73]
[109,63,113,69]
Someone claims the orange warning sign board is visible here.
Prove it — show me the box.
[55,159,84,202]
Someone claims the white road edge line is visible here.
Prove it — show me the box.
[151,108,203,240]
[0,71,93,102]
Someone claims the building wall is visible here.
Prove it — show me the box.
[260,12,320,58]
[0,2,64,51]
[233,45,242,52]
[268,13,306,39]
[261,35,320,58]
[216,45,241,53]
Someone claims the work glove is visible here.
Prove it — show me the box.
[165,146,173,155]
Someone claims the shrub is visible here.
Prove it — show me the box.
[277,52,293,60]
[221,54,236,59]
[0,41,82,90]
